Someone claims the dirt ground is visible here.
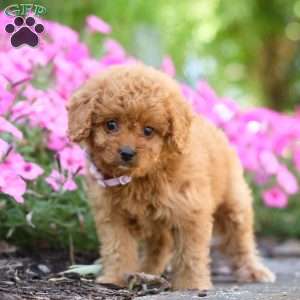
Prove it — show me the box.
[0,248,134,300]
[0,241,300,300]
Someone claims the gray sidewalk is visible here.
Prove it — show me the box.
[138,258,300,300]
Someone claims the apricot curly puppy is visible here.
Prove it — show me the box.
[68,64,275,290]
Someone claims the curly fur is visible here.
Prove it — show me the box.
[68,64,275,290]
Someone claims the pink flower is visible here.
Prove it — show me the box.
[276,166,298,195]
[63,176,77,191]
[293,149,300,172]
[66,43,89,62]
[58,146,85,174]
[4,152,43,180]
[10,100,32,122]
[161,56,176,77]
[196,81,218,103]
[259,150,279,174]
[19,162,44,180]
[0,138,10,159]
[46,170,77,191]
[0,117,23,139]
[86,15,111,34]
[47,133,67,151]
[263,187,288,208]
[100,39,127,66]
[0,86,14,115]
[0,165,26,203]
[213,103,234,122]
[45,170,61,191]
[238,146,260,172]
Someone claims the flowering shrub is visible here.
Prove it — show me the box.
[0,13,300,246]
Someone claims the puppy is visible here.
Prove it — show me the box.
[67,64,275,290]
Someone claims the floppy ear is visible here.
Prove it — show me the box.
[67,89,94,143]
[167,93,192,153]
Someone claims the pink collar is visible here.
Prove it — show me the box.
[85,150,132,188]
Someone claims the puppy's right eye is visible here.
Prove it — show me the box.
[105,120,119,133]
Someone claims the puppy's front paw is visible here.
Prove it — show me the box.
[235,262,276,283]
[96,275,126,287]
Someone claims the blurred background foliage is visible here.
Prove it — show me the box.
[2,0,300,111]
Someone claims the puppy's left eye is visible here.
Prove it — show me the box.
[105,120,119,132]
[143,127,154,137]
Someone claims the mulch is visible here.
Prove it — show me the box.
[0,247,181,300]
[0,249,135,300]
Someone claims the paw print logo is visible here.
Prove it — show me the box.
[5,16,44,48]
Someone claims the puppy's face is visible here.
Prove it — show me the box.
[90,96,169,177]
[68,65,191,178]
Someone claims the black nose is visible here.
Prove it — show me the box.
[119,146,136,162]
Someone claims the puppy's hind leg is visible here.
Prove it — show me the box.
[216,157,275,283]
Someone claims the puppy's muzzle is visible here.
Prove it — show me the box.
[119,146,136,162]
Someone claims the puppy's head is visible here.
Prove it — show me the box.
[68,64,192,177]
